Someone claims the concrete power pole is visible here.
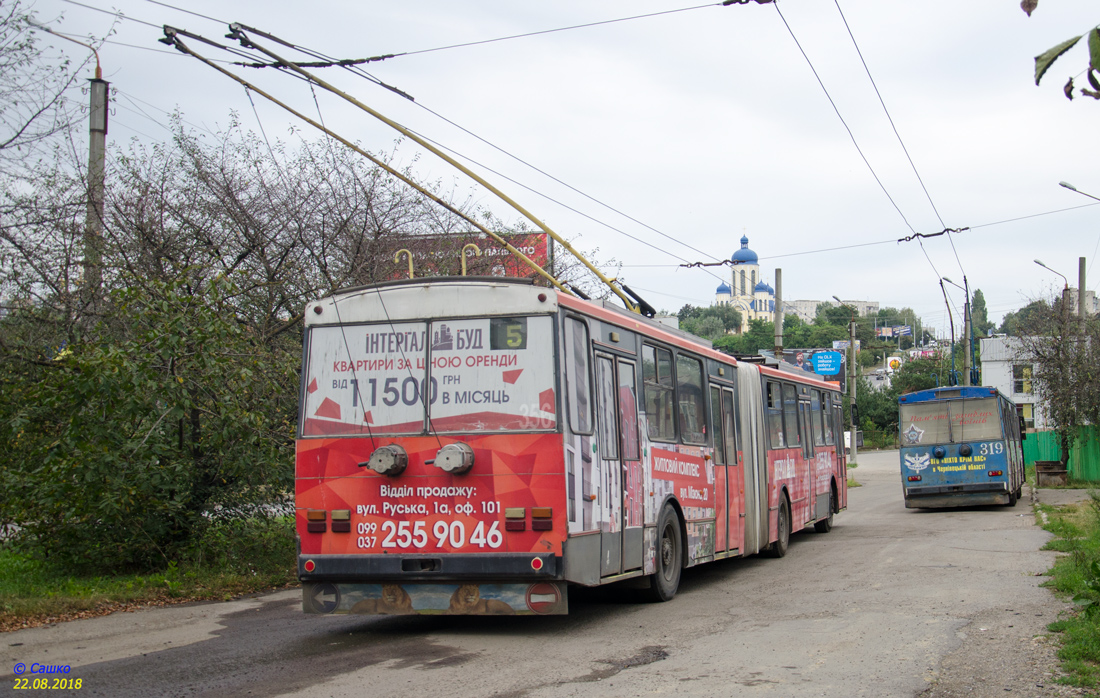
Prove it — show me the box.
[1081,256,1088,335]
[83,76,109,310]
[773,269,783,361]
[962,300,971,386]
[849,317,858,465]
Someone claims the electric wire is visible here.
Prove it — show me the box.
[772,1,916,236]
[228,26,731,278]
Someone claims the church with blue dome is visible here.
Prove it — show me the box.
[714,236,774,332]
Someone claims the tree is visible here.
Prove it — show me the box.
[1025,3,1100,101]
[1015,293,1100,466]
[678,303,742,341]
[971,289,995,337]
[1,115,557,571]
[998,300,1048,336]
[0,1,93,174]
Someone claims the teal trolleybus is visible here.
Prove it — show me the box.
[897,386,1025,509]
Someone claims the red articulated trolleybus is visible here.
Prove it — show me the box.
[296,277,848,616]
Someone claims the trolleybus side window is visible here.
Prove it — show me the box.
[676,354,706,445]
[823,394,836,446]
[766,381,785,449]
[722,388,737,461]
[642,344,676,442]
[564,317,593,434]
[709,386,725,464]
[618,361,640,461]
[595,356,619,460]
[783,384,802,447]
[810,390,826,447]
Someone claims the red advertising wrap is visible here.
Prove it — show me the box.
[297,433,567,556]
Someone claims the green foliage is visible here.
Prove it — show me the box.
[1036,494,1100,688]
[678,303,742,340]
[0,277,298,572]
[0,517,295,629]
[971,289,995,338]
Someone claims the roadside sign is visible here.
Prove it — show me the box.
[812,351,843,376]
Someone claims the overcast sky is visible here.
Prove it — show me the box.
[34,0,1100,334]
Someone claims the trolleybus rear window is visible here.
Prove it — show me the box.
[899,397,1001,444]
[301,315,556,436]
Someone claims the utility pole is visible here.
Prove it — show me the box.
[962,295,971,386]
[773,269,783,361]
[1080,256,1088,335]
[849,316,858,465]
[83,74,108,311]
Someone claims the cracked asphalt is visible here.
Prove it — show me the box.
[2,450,1082,697]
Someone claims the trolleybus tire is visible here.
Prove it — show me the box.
[766,496,791,558]
[814,485,836,533]
[1008,489,1018,507]
[646,505,683,602]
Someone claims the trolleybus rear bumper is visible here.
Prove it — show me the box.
[903,482,1010,509]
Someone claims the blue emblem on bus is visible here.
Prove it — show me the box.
[904,453,930,472]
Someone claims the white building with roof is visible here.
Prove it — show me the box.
[979,336,1046,430]
[714,235,774,333]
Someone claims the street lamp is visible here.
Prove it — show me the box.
[942,276,977,386]
[832,296,858,464]
[1059,181,1100,203]
[1035,259,1069,289]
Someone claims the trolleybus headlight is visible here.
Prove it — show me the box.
[933,446,946,459]
[434,442,475,474]
[959,443,973,457]
[362,444,408,476]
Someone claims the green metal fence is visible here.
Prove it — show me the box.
[1023,426,1100,482]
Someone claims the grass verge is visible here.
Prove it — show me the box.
[1036,491,1100,689]
[0,516,298,633]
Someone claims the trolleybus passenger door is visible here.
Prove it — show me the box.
[710,384,741,553]
[618,360,643,572]
[595,354,642,576]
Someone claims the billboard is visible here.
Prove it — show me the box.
[383,232,550,280]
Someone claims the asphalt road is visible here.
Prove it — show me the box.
[3,450,1071,697]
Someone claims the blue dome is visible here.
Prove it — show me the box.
[731,235,758,264]
[754,280,771,293]
[716,282,731,294]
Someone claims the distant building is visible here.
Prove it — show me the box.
[979,336,1046,430]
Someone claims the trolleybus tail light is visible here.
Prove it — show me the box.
[434,442,475,474]
[988,470,1004,477]
[531,557,544,571]
[505,507,526,532]
[306,509,326,533]
[331,509,351,532]
[908,475,921,482]
[959,443,973,457]
[303,559,316,572]
[362,444,408,476]
[531,507,553,531]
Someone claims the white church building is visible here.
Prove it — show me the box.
[714,235,775,333]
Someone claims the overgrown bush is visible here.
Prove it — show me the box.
[1,278,298,572]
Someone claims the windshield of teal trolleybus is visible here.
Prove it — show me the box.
[898,397,1002,444]
[300,316,556,436]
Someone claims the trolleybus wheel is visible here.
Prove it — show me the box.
[646,505,683,602]
[767,496,790,558]
[1008,489,1018,507]
[814,485,836,533]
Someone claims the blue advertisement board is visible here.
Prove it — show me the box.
[812,351,843,376]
